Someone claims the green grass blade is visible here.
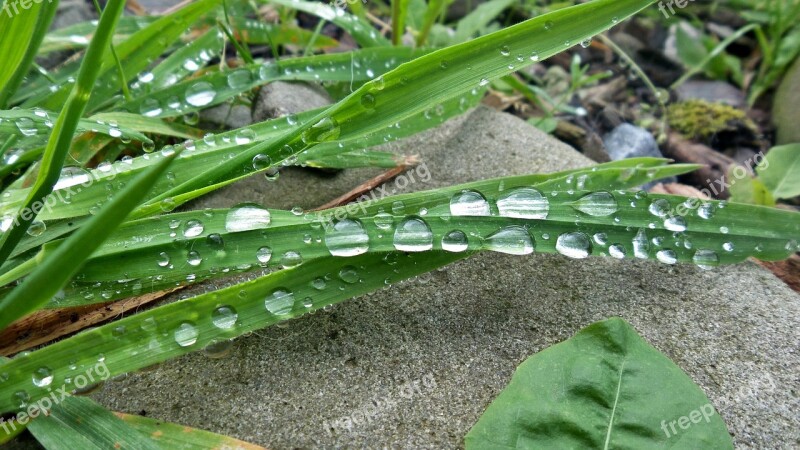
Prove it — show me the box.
[267,0,391,47]
[27,396,160,450]
[453,0,515,43]
[231,16,339,49]
[0,147,179,331]
[0,0,58,108]
[115,411,266,449]
[144,28,225,91]
[417,0,448,47]
[0,0,128,267]
[392,0,410,45]
[144,0,658,214]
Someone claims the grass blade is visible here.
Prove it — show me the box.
[0,0,128,267]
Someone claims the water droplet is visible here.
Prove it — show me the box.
[580,38,592,48]
[499,45,511,56]
[656,249,678,264]
[187,250,202,266]
[256,246,272,264]
[227,69,252,89]
[450,190,491,216]
[235,129,256,145]
[281,251,303,268]
[185,82,216,107]
[664,216,687,232]
[485,226,534,255]
[479,78,490,87]
[633,229,650,259]
[593,233,608,246]
[265,289,295,315]
[301,117,340,145]
[339,266,359,284]
[572,191,618,217]
[157,252,170,267]
[361,93,376,110]
[698,203,715,219]
[442,230,468,252]
[722,242,735,252]
[226,204,271,232]
[544,20,554,31]
[212,306,238,329]
[393,217,433,252]
[140,98,163,117]
[311,278,326,290]
[325,219,369,257]
[530,51,540,62]
[497,188,549,219]
[648,199,671,218]
[373,212,393,230]
[608,244,626,259]
[32,367,53,387]
[719,226,729,234]
[183,219,204,237]
[556,232,592,259]
[15,118,37,136]
[693,249,719,270]
[54,166,91,190]
[27,221,45,237]
[174,322,198,347]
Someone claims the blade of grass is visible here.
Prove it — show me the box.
[392,0,410,45]
[0,0,128,267]
[0,146,180,331]
[417,0,448,47]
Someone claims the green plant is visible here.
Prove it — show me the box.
[0,0,797,447]
[730,143,800,206]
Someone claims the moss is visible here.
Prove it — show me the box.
[667,100,757,141]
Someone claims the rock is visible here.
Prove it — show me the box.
[48,108,800,449]
[252,81,332,122]
[200,103,253,130]
[773,57,800,145]
[676,80,746,108]
[134,0,186,13]
[603,123,665,160]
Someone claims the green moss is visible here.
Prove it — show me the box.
[667,100,757,140]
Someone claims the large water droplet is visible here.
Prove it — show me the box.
[212,306,238,329]
[556,232,592,259]
[608,244,626,259]
[572,191,618,217]
[325,219,369,257]
[185,82,216,107]
[633,229,650,259]
[226,204,271,232]
[648,199,671,218]
[256,247,272,264]
[692,249,719,270]
[301,117,341,144]
[227,69,252,89]
[484,226,534,255]
[442,230,468,252]
[497,188,549,219]
[174,322,199,347]
[54,166,91,190]
[664,216,687,232]
[450,190,491,216]
[697,203,715,219]
[656,249,678,264]
[393,217,433,252]
[265,289,295,315]
[32,367,53,387]
[339,266,360,284]
[183,219,204,237]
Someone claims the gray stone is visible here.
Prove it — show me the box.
[603,123,666,160]
[773,57,800,145]
[77,107,800,449]
[676,80,746,108]
[134,0,186,13]
[252,81,332,123]
[200,103,253,131]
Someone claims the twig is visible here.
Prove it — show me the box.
[312,156,419,211]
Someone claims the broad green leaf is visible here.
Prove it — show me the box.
[757,144,800,199]
[27,397,159,450]
[116,411,266,449]
[465,318,734,449]
[0,145,180,331]
[728,174,776,207]
[0,0,128,268]
[267,0,391,48]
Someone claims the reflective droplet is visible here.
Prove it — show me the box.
[187,250,202,266]
[556,232,592,259]
[361,93,376,110]
[723,242,735,252]
[235,129,256,145]
[226,204,271,232]
[301,117,340,144]
[633,229,649,259]
[256,246,273,264]
[693,249,719,270]
[265,289,295,315]
[497,188,549,219]
[325,219,369,257]
[227,69,252,89]
[442,230,469,252]
[393,217,433,252]
[339,266,359,284]
[174,322,199,347]
[572,191,618,217]
[484,226,534,255]
[656,249,678,265]
[183,219,204,237]
[252,154,271,170]
[212,306,238,329]
[32,367,53,387]
[608,244,626,259]
[664,216,687,232]
[27,221,46,237]
[648,199,671,218]
[373,212,393,230]
[281,251,303,268]
[157,252,170,267]
[185,82,216,107]
[450,190,491,216]
[698,203,715,219]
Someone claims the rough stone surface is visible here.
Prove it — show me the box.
[676,80,746,108]
[603,123,665,161]
[78,107,800,449]
[773,57,800,145]
[252,81,333,122]
[200,103,253,131]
